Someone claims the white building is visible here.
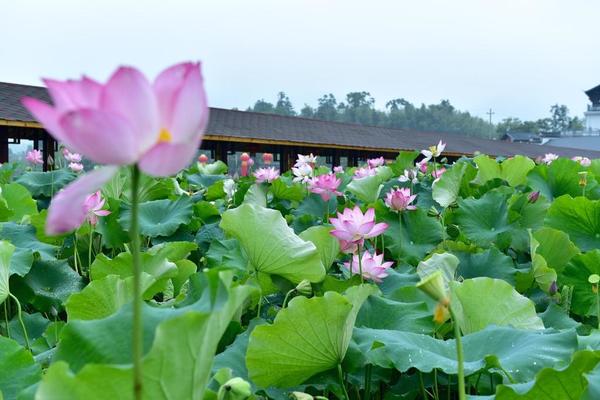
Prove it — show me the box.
[584,84,600,131]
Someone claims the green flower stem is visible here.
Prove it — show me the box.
[450,308,466,400]
[357,242,364,284]
[130,165,143,400]
[337,364,350,400]
[364,363,372,400]
[9,292,29,350]
[596,289,600,330]
[282,289,294,309]
[419,371,428,399]
[3,301,10,339]
[88,224,94,277]
[73,230,79,275]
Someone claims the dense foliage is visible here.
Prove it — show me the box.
[0,149,600,399]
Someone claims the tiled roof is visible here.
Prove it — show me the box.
[2,81,600,159]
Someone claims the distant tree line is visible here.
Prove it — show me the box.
[245,92,584,139]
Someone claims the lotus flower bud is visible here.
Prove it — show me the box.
[47,155,54,166]
[416,270,448,303]
[198,154,209,164]
[579,171,588,187]
[549,280,558,295]
[528,191,540,203]
[240,153,250,162]
[295,279,312,296]
[217,377,251,400]
[262,153,273,164]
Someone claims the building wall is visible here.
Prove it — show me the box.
[585,110,600,131]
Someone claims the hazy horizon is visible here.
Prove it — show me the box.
[1,0,598,123]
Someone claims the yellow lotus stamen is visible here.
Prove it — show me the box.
[158,128,172,143]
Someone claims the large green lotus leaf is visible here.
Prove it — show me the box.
[293,193,336,220]
[583,361,600,400]
[38,271,256,400]
[380,205,443,266]
[65,274,155,320]
[0,223,57,276]
[0,336,41,400]
[220,203,325,284]
[527,158,588,200]
[540,303,581,331]
[346,175,382,204]
[270,178,306,201]
[451,246,517,284]
[416,252,459,286]
[205,239,248,272]
[532,227,579,272]
[1,312,50,349]
[0,183,38,222]
[529,230,556,293]
[389,151,420,176]
[186,173,226,188]
[354,296,434,334]
[560,250,600,316]
[90,252,177,299]
[198,160,228,175]
[454,190,513,248]
[16,170,76,198]
[246,285,378,387]
[545,195,600,251]
[29,210,66,246]
[474,155,535,187]
[353,325,576,383]
[0,241,15,304]
[118,196,193,238]
[243,183,268,207]
[432,162,468,208]
[12,259,85,313]
[495,350,600,399]
[298,225,340,271]
[146,241,198,261]
[95,197,129,249]
[450,278,543,334]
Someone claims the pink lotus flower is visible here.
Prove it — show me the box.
[69,162,84,173]
[23,62,208,234]
[333,165,344,173]
[572,156,591,167]
[64,150,82,163]
[84,191,111,225]
[343,251,393,282]
[308,173,342,201]
[421,140,446,160]
[262,153,274,164]
[339,240,358,254]
[254,167,280,183]
[367,157,385,168]
[198,154,209,164]
[25,149,43,165]
[330,206,388,245]
[417,159,428,173]
[432,167,446,181]
[354,167,377,179]
[541,153,559,165]
[528,191,540,203]
[385,188,417,212]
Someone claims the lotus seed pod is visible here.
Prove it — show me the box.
[295,279,312,296]
[217,377,252,400]
[416,270,448,303]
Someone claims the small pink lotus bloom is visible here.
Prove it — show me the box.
[23,62,208,234]
[541,153,559,165]
[64,150,82,163]
[25,149,43,165]
[528,191,540,203]
[367,157,385,168]
[198,154,209,164]
[432,167,446,182]
[330,206,388,244]
[254,167,280,183]
[416,159,428,173]
[69,162,84,173]
[385,188,417,212]
[308,173,342,201]
[262,153,274,164]
[83,190,111,225]
[343,251,393,282]
[572,156,591,167]
[240,153,250,162]
[333,165,344,173]
[354,167,377,179]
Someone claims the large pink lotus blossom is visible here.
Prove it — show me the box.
[308,173,342,201]
[69,162,84,173]
[343,251,393,282]
[367,157,385,168]
[385,188,417,212]
[25,149,43,165]
[84,191,111,225]
[421,140,446,160]
[23,62,208,234]
[329,206,388,245]
[254,167,280,183]
[354,167,377,179]
[572,156,591,167]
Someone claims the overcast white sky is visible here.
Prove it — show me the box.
[1,0,598,122]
